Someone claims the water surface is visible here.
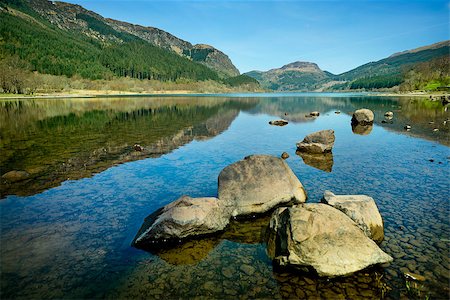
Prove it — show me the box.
[1,94,449,299]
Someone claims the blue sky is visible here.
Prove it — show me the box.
[66,0,449,74]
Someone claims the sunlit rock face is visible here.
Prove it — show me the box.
[321,191,385,243]
[296,129,335,154]
[267,204,392,277]
[351,109,374,125]
[133,196,230,245]
[218,155,307,217]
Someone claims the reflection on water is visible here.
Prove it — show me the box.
[0,97,257,198]
[297,151,334,172]
[0,94,449,299]
[352,123,374,135]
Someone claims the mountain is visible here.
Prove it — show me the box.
[245,41,449,91]
[0,0,240,84]
[335,40,450,89]
[246,61,331,91]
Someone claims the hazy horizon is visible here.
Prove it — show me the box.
[55,0,449,74]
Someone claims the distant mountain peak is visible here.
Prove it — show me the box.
[280,61,320,70]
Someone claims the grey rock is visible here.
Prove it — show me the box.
[352,109,374,125]
[218,155,307,217]
[269,119,288,126]
[321,191,384,243]
[267,203,393,277]
[296,129,335,154]
[133,195,229,244]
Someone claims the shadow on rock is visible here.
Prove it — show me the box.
[296,151,334,172]
[352,123,373,135]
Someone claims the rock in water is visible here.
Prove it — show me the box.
[133,196,229,245]
[1,170,30,182]
[384,111,394,119]
[296,129,335,154]
[352,109,374,125]
[267,204,392,277]
[218,155,307,217]
[309,111,320,117]
[321,191,384,243]
[281,152,289,159]
[269,120,288,126]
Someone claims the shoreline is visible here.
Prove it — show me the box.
[0,90,448,100]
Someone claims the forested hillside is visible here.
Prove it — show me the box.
[0,6,219,82]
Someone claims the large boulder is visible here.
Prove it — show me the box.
[351,109,374,125]
[321,191,384,243]
[133,196,229,245]
[296,129,335,154]
[218,155,307,217]
[267,204,392,277]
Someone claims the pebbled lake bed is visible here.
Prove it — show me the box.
[1,94,449,299]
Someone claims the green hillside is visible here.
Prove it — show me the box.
[0,4,220,82]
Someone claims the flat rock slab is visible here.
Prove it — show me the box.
[322,191,384,243]
[133,196,229,245]
[218,154,307,217]
[267,203,392,277]
[296,129,335,154]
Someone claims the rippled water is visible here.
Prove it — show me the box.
[0,94,449,299]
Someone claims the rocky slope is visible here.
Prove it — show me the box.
[18,0,240,78]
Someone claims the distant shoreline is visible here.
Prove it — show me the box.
[0,90,448,100]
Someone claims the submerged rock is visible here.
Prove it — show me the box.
[269,120,288,126]
[297,151,333,172]
[1,170,30,182]
[133,195,229,245]
[218,154,307,217]
[321,191,384,243]
[352,109,374,125]
[267,204,392,277]
[296,129,335,154]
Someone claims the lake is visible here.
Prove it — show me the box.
[0,93,449,299]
